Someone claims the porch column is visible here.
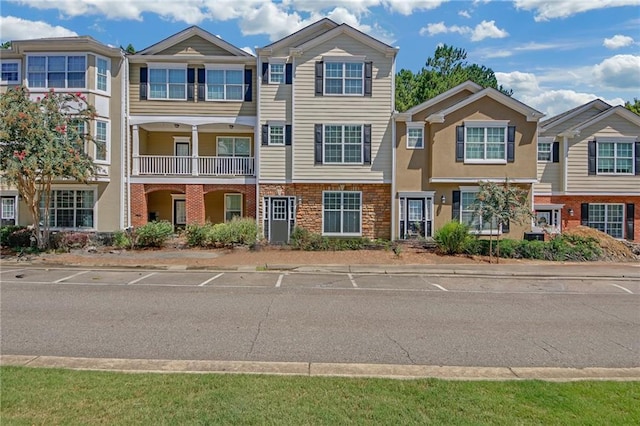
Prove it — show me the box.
[192,125,199,176]
[186,184,205,225]
[132,125,140,176]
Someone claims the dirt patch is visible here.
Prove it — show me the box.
[564,226,637,262]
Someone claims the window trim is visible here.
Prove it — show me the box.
[94,119,110,164]
[95,55,110,94]
[224,193,243,222]
[205,64,245,102]
[459,187,501,236]
[537,141,552,162]
[268,62,285,84]
[323,124,364,164]
[587,203,625,239]
[406,122,424,149]
[26,54,87,89]
[596,139,634,175]
[268,125,285,146]
[323,61,364,96]
[216,136,252,157]
[322,190,363,237]
[1,196,17,220]
[1,60,21,85]
[40,187,97,230]
[147,63,187,101]
[463,120,508,164]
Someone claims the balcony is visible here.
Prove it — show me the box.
[134,155,254,176]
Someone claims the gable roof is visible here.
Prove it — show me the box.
[540,99,611,131]
[291,23,397,57]
[7,36,122,57]
[425,86,544,123]
[395,81,483,119]
[259,18,339,53]
[563,105,640,135]
[136,26,252,57]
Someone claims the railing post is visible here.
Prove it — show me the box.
[192,125,199,176]
[132,125,140,176]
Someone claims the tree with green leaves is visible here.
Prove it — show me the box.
[1,41,11,49]
[395,44,512,112]
[624,98,640,115]
[122,43,136,54]
[471,180,534,263]
[0,86,98,249]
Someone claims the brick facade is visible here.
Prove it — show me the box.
[535,195,639,241]
[260,183,391,239]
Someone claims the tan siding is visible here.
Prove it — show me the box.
[292,34,393,181]
[260,148,289,181]
[395,121,431,192]
[140,131,254,156]
[269,25,335,58]
[259,71,292,181]
[567,117,640,193]
[156,36,235,56]
[410,89,476,121]
[129,63,257,117]
[540,107,605,136]
[536,162,561,193]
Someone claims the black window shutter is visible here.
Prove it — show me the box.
[502,219,510,233]
[285,124,292,146]
[314,124,323,164]
[363,124,372,164]
[455,126,464,162]
[262,62,269,84]
[364,61,372,96]
[552,141,560,163]
[315,61,323,96]
[261,125,269,146]
[197,68,205,101]
[187,68,195,101]
[581,203,589,226]
[452,191,460,221]
[507,126,516,162]
[139,67,148,100]
[244,69,252,102]
[588,140,596,175]
[626,203,635,241]
[285,63,292,85]
[635,141,640,175]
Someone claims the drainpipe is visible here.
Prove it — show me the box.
[125,55,131,228]
[119,50,127,230]
[255,53,261,238]
[390,53,397,241]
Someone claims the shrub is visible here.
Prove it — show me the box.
[289,227,382,251]
[1,226,26,247]
[112,230,134,249]
[51,232,90,252]
[186,218,257,248]
[134,221,174,248]
[185,223,212,247]
[434,221,473,255]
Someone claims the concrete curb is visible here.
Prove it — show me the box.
[2,355,639,381]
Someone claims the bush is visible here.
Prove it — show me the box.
[112,230,134,249]
[1,226,27,247]
[289,227,383,251]
[185,218,257,248]
[51,232,90,252]
[134,221,174,248]
[185,223,212,247]
[434,221,473,255]
[469,234,603,261]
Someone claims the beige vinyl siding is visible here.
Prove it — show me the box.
[260,148,291,181]
[156,36,236,56]
[259,67,292,181]
[269,25,336,58]
[129,63,257,116]
[567,117,640,193]
[540,107,605,136]
[536,162,561,193]
[292,34,393,181]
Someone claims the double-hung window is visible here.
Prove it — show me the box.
[588,204,624,238]
[325,62,363,95]
[206,68,244,100]
[95,121,109,163]
[27,55,86,88]
[597,140,633,174]
[269,126,285,146]
[538,142,552,162]
[1,61,20,85]
[323,191,361,235]
[96,56,109,92]
[465,122,507,162]
[224,194,243,222]
[269,63,285,84]
[324,125,362,164]
[406,124,424,149]
[149,66,186,100]
[41,189,95,229]
[460,190,497,233]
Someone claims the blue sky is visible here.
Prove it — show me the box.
[1,0,639,116]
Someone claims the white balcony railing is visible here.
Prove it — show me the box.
[134,155,254,176]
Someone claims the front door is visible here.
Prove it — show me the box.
[406,198,425,238]
[269,198,289,244]
[173,199,186,229]
[175,142,190,174]
[1,196,16,226]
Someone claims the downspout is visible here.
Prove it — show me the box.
[125,55,131,228]
[390,53,397,240]
[118,50,126,229]
[255,53,261,238]
[562,135,568,193]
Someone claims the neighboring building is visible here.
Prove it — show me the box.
[393,81,543,240]
[256,19,398,243]
[0,37,125,231]
[535,100,640,241]
[126,27,257,229]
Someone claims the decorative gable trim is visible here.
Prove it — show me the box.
[569,105,640,134]
[136,26,253,57]
[540,99,611,132]
[398,81,483,119]
[293,24,398,57]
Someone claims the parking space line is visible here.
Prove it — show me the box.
[53,270,89,283]
[275,274,284,288]
[199,273,224,287]
[430,283,449,292]
[127,273,156,285]
[609,284,633,294]
[348,273,358,288]
[0,268,23,274]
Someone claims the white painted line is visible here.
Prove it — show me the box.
[127,273,156,285]
[53,270,89,283]
[430,283,449,292]
[275,274,284,288]
[199,273,224,287]
[348,273,358,288]
[0,268,24,274]
[609,284,633,294]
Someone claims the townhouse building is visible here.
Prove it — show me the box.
[256,19,397,243]
[0,37,125,231]
[393,81,543,239]
[534,100,640,241]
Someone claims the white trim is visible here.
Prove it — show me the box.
[26,53,88,89]
[294,24,397,57]
[135,26,253,57]
[323,61,364,97]
[130,177,257,184]
[43,186,98,231]
[322,55,367,62]
[0,59,21,85]
[540,99,611,132]
[204,67,245,102]
[463,125,507,163]
[535,191,640,196]
[595,138,635,175]
[292,179,391,184]
[224,192,243,222]
[431,178,537,183]
[129,115,257,127]
[267,124,285,146]
[268,62,285,84]
[406,122,424,149]
[322,124,365,164]
[205,64,245,71]
[321,190,363,237]
[390,52,396,240]
[171,194,186,227]
[94,54,110,95]
[574,105,640,131]
[1,196,17,222]
[93,119,111,165]
[147,66,187,101]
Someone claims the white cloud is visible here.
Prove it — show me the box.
[514,0,640,22]
[593,54,640,89]
[470,20,508,41]
[0,15,78,41]
[419,21,470,37]
[495,71,540,93]
[382,0,446,15]
[240,46,255,55]
[603,34,635,49]
[458,10,471,18]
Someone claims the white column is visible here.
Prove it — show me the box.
[132,124,140,176]
[192,125,199,176]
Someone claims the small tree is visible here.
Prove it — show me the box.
[0,86,97,249]
[471,180,534,263]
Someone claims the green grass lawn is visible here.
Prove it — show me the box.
[1,366,638,425]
